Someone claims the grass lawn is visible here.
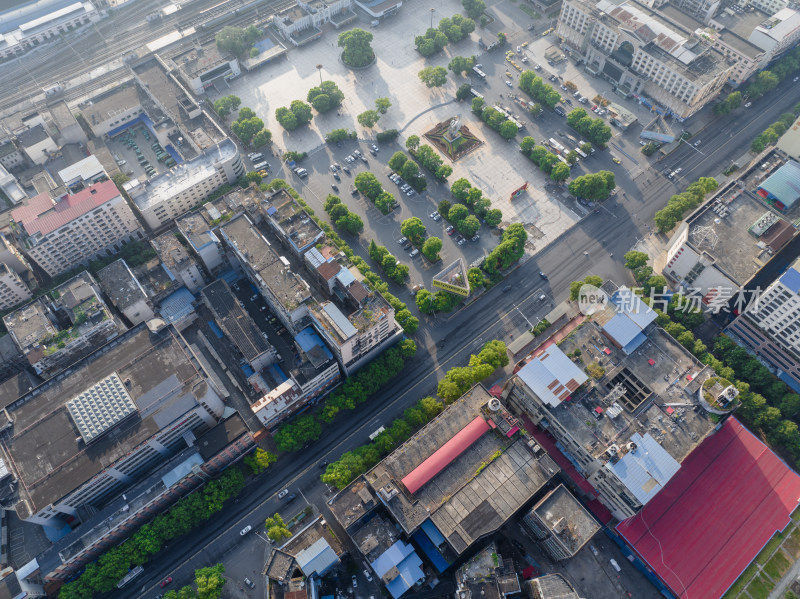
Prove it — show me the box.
[746,574,774,599]
[784,528,800,559]
[757,531,787,565]
[763,550,792,580]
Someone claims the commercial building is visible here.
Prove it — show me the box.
[128,139,244,229]
[49,100,87,146]
[556,0,734,118]
[16,123,57,165]
[756,159,800,212]
[777,115,800,160]
[150,231,205,293]
[250,327,340,430]
[522,484,599,560]
[352,0,401,19]
[617,417,800,599]
[330,385,559,586]
[0,140,24,170]
[0,323,226,528]
[57,154,106,191]
[264,514,345,585]
[168,40,241,95]
[97,259,155,325]
[3,271,122,377]
[525,574,582,599]
[0,0,98,60]
[201,279,277,372]
[275,0,356,45]
[262,188,324,257]
[176,210,223,272]
[662,178,796,301]
[0,263,31,311]
[80,85,143,138]
[220,213,312,332]
[750,0,791,15]
[9,180,143,277]
[508,319,716,520]
[0,162,25,204]
[748,6,800,61]
[0,233,31,278]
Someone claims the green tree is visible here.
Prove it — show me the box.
[456,83,473,101]
[290,100,312,125]
[459,214,481,237]
[406,135,420,152]
[499,120,518,139]
[195,564,226,599]
[467,267,484,290]
[358,110,380,128]
[448,55,476,76]
[565,150,578,165]
[388,151,408,172]
[520,136,536,154]
[354,172,382,198]
[624,251,649,270]
[550,161,570,182]
[307,80,345,112]
[472,96,485,115]
[422,236,442,261]
[274,415,321,452]
[337,212,364,235]
[231,116,264,145]
[438,199,452,218]
[251,128,271,147]
[484,208,502,227]
[400,159,421,183]
[215,26,249,56]
[338,28,374,67]
[265,513,292,543]
[375,97,391,113]
[416,289,435,313]
[401,217,427,246]
[244,448,277,474]
[419,66,448,87]
[462,0,486,18]
[212,95,241,119]
[275,106,298,131]
[448,203,469,225]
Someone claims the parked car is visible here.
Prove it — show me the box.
[342,166,351,174]
[406,189,414,196]
[456,236,466,246]
[410,248,420,257]
[371,144,379,152]
[611,156,621,164]
[278,489,289,499]
[505,80,513,88]
[331,184,339,192]
[330,165,337,173]
[471,234,480,242]
[244,578,256,589]
[503,284,512,292]
[333,172,341,181]
[240,525,252,536]
[446,225,455,235]
[160,577,173,588]
[285,493,297,502]
[318,460,329,468]
[398,236,408,245]
[364,569,373,582]
[352,575,358,589]
[539,271,548,279]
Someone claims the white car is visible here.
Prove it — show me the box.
[278,488,289,499]
[240,525,252,535]
[505,80,513,88]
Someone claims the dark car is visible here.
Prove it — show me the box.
[539,271,548,279]
[503,284,512,292]
[331,184,339,192]
[244,577,256,589]
[333,172,341,181]
[318,460,329,468]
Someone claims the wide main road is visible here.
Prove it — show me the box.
[118,81,800,596]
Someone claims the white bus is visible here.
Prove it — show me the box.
[470,89,484,99]
[548,138,566,155]
[472,66,487,79]
[574,147,588,159]
[369,426,386,441]
[117,566,144,589]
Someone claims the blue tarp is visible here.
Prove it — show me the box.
[241,364,254,377]
[217,269,239,285]
[208,321,224,339]
[107,113,156,139]
[295,327,334,361]
[254,37,276,52]
[267,364,289,383]
[412,529,450,573]
[43,521,72,542]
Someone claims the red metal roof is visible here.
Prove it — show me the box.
[11,180,120,237]
[617,417,800,599]
[401,416,490,495]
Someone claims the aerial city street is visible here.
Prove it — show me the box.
[1,0,800,597]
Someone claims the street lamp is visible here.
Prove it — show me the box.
[430,8,435,30]
[316,64,323,85]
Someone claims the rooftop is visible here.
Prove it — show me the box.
[263,188,323,252]
[660,5,764,59]
[528,484,600,555]
[220,214,311,313]
[176,210,219,252]
[11,180,121,238]
[358,386,559,555]
[48,101,79,131]
[97,259,150,312]
[133,139,237,210]
[0,325,219,519]
[758,159,800,209]
[57,155,105,186]
[517,344,588,408]
[265,514,344,582]
[200,279,272,362]
[133,257,178,299]
[16,123,50,147]
[150,230,198,273]
[2,301,54,352]
[710,4,769,39]
[170,39,233,79]
[685,181,793,285]
[82,86,141,129]
[617,417,800,599]
[527,574,581,599]
[204,184,264,222]
[523,324,716,468]
[753,6,800,42]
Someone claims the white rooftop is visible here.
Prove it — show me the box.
[605,432,681,505]
[66,372,138,443]
[517,345,588,408]
[57,155,104,185]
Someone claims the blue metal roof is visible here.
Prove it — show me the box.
[161,451,203,488]
[413,528,451,573]
[160,287,195,323]
[371,541,424,599]
[322,303,357,338]
[611,288,657,330]
[759,160,800,209]
[603,313,642,348]
[621,331,647,355]
[421,519,447,547]
[780,267,800,295]
[606,433,680,506]
[335,268,356,287]
[294,327,334,361]
[296,537,339,577]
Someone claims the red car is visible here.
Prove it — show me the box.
[446,225,455,236]
[160,577,173,588]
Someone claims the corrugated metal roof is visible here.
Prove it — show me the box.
[759,160,800,209]
[305,247,325,269]
[611,288,657,330]
[603,313,642,347]
[385,551,424,599]
[335,268,356,287]
[159,287,196,323]
[517,345,588,408]
[780,267,800,295]
[371,540,415,577]
[57,155,104,184]
[322,303,357,338]
[296,537,338,576]
[606,433,680,506]
[401,416,490,494]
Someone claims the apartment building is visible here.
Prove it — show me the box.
[0,324,225,528]
[128,139,244,229]
[176,210,223,271]
[169,40,241,95]
[16,124,57,165]
[97,259,155,325]
[150,231,205,293]
[749,6,800,61]
[9,180,143,277]
[0,263,31,311]
[556,0,734,118]
[80,85,143,138]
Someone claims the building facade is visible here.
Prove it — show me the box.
[10,180,143,277]
[97,259,155,325]
[0,263,31,310]
[150,231,206,293]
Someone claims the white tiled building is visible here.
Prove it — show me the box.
[0,263,31,310]
[10,180,143,277]
[743,256,800,357]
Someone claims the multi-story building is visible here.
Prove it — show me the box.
[748,6,800,61]
[97,259,155,325]
[521,485,599,560]
[57,155,106,192]
[3,271,122,377]
[220,213,312,332]
[16,123,57,165]
[0,140,24,170]
[507,314,715,520]
[275,0,356,44]
[0,162,25,204]
[262,188,324,257]
[0,0,99,60]
[80,85,143,138]
[176,210,224,272]
[669,0,719,22]
[0,263,31,311]
[0,232,33,277]
[749,0,790,16]
[0,323,226,528]
[168,40,241,95]
[150,231,205,293]
[49,100,87,145]
[128,139,244,229]
[9,180,143,277]
[556,0,734,118]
